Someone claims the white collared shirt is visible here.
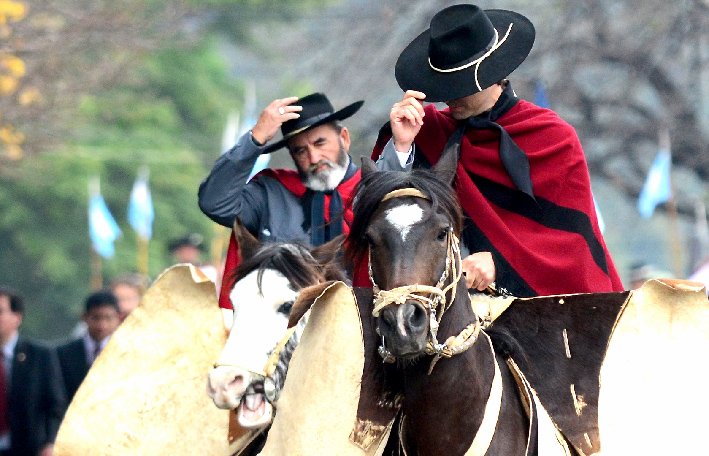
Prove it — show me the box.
[82,333,110,365]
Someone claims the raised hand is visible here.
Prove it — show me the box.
[251,97,302,145]
[389,90,426,152]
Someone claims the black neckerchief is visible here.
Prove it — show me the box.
[440,82,536,202]
[302,158,357,246]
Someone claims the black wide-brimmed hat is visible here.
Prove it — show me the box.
[395,4,535,102]
[263,93,364,153]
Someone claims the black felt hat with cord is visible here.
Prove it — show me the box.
[263,93,364,153]
[395,4,535,103]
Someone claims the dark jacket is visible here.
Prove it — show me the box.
[8,337,66,456]
[56,338,90,403]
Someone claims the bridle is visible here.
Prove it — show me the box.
[213,324,298,405]
[369,187,481,374]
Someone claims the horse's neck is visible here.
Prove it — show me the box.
[400,280,528,455]
[436,277,477,341]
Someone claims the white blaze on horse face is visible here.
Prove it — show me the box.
[385,203,425,243]
[217,269,297,373]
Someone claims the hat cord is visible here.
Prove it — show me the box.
[428,23,514,92]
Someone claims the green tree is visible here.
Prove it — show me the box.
[2,39,239,340]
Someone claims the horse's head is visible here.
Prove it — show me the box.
[207,217,344,428]
[348,148,464,360]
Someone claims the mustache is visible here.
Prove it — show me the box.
[307,160,334,173]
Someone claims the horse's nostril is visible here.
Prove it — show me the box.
[404,302,427,332]
[228,373,244,391]
[408,302,427,330]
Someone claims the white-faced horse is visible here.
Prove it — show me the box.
[206,219,344,433]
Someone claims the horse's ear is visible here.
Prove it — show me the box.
[288,281,337,328]
[434,138,460,186]
[310,235,343,265]
[361,156,379,179]
[310,235,347,282]
[233,216,260,261]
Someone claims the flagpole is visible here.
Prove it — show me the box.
[128,165,153,277]
[88,176,102,290]
[667,196,684,278]
[662,129,684,278]
[137,235,149,277]
[91,248,103,290]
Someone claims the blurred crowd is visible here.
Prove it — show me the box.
[0,233,221,455]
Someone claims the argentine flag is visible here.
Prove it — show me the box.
[128,166,154,240]
[89,177,121,258]
[534,79,551,109]
[637,148,672,218]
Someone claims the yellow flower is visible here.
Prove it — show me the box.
[0,75,18,95]
[4,142,22,160]
[0,1,26,25]
[1,54,25,77]
[18,86,40,105]
[0,124,24,145]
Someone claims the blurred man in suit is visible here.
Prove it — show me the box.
[0,286,66,456]
[56,290,120,403]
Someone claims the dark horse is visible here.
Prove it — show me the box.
[345,149,540,456]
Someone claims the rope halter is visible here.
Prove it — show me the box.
[369,187,480,373]
[212,324,297,404]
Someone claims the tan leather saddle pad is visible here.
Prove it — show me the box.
[54,265,237,455]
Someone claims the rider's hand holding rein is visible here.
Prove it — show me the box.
[251,97,303,145]
[462,251,496,291]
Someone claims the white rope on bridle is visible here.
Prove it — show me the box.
[428,23,514,92]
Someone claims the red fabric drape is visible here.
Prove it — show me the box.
[368,102,623,296]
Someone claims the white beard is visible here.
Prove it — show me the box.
[303,155,350,192]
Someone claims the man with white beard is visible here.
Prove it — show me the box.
[198,92,364,309]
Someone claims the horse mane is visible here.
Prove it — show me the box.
[231,235,348,295]
[232,242,324,293]
[346,168,464,268]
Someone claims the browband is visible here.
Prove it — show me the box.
[380,188,431,202]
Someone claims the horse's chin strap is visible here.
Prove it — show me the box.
[371,229,480,373]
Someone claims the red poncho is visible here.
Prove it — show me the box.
[370,101,623,296]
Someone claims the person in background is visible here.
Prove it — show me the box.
[110,273,149,322]
[56,290,120,403]
[372,3,623,296]
[0,286,65,456]
[168,233,218,284]
[197,93,365,310]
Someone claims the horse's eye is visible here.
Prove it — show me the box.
[437,228,449,241]
[276,301,294,315]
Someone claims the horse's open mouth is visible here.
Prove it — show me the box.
[238,392,273,428]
